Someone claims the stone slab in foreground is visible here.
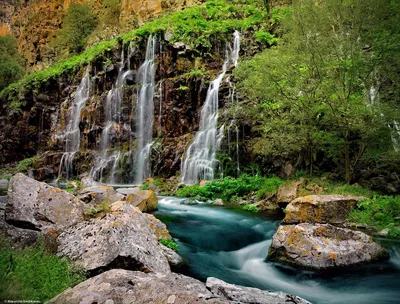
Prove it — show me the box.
[46,269,310,304]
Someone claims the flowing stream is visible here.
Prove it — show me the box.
[154,196,400,304]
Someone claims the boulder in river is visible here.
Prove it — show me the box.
[282,195,365,225]
[268,223,389,270]
[125,188,158,212]
[47,269,310,304]
[57,201,170,274]
[5,173,86,235]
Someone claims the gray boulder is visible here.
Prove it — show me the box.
[276,179,305,206]
[268,223,389,270]
[47,269,225,304]
[115,187,141,196]
[47,269,310,304]
[282,195,365,225]
[160,244,184,267]
[57,201,170,274]
[5,173,86,234]
[206,277,311,304]
[78,185,124,207]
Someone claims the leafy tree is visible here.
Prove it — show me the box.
[235,0,400,182]
[0,35,24,91]
[52,3,97,57]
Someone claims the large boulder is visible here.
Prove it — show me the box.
[5,173,86,234]
[78,185,124,207]
[206,277,310,304]
[268,223,389,270]
[57,201,170,275]
[282,195,365,225]
[125,188,158,212]
[276,179,304,206]
[47,269,310,304]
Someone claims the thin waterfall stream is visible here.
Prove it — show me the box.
[181,31,240,184]
[58,69,90,181]
[135,35,157,185]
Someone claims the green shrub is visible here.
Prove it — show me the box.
[16,156,38,173]
[176,174,284,202]
[0,35,24,91]
[140,182,151,190]
[348,196,400,238]
[159,239,178,252]
[51,3,98,57]
[0,236,86,302]
[254,30,278,45]
[242,204,259,212]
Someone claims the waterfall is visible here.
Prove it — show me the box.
[91,49,132,183]
[58,69,90,180]
[368,79,400,152]
[135,35,156,185]
[181,31,240,184]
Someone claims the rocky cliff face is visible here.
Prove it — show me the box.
[0,0,204,71]
[0,31,262,182]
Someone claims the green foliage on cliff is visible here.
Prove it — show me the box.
[348,196,400,238]
[0,35,24,91]
[234,0,400,183]
[0,236,86,302]
[51,3,98,58]
[176,174,283,202]
[0,0,270,104]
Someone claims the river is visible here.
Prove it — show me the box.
[154,196,400,304]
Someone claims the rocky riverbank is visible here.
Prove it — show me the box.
[0,173,311,303]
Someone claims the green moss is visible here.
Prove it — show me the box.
[159,239,179,252]
[0,236,87,302]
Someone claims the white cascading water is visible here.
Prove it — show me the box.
[181,31,240,184]
[91,49,132,183]
[135,35,157,185]
[58,69,90,180]
[368,79,400,152]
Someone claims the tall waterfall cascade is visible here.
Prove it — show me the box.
[91,50,133,183]
[58,69,91,180]
[135,35,157,185]
[181,31,241,185]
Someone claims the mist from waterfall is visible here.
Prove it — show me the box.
[181,31,240,185]
[135,35,156,185]
[58,69,90,180]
